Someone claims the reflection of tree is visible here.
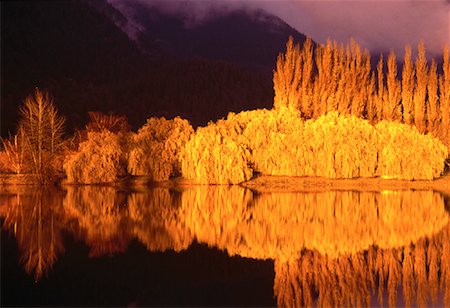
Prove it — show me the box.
[62,186,192,256]
[180,188,449,261]
[274,223,450,307]
[127,188,192,252]
[2,185,449,307]
[63,186,130,256]
[0,188,65,280]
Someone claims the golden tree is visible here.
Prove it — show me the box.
[63,130,128,184]
[413,41,428,133]
[427,60,440,135]
[401,45,415,125]
[385,51,402,121]
[273,36,302,111]
[439,45,450,148]
[128,117,193,181]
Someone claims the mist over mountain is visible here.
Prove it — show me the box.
[1,0,309,137]
[104,0,307,77]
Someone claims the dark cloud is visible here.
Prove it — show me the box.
[109,0,449,58]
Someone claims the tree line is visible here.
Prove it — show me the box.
[1,36,449,184]
[273,37,450,149]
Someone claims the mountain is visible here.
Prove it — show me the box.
[1,0,309,137]
[104,1,307,78]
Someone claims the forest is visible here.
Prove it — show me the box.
[1,37,449,184]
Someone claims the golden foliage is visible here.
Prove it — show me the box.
[182,109,447,183]
[128,117,193,181]
[274,37,450,153]
[181,115,254,184]
[376,121,448,180]
[63,131,129,183]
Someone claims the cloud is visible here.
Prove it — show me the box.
[258,0,449,58]
[109,0,450,58]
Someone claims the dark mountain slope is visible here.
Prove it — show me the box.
[112,2,308,78]
[1,0,310,137]
[1,0,147,135]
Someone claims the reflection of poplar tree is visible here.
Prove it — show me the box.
[402,246,415,307]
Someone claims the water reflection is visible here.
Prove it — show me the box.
[1,186,449,306]
[0,188,66,281]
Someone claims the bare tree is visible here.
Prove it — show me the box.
[19,88,65,180]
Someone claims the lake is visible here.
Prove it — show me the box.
[1,185,449,307]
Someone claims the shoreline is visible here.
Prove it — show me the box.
[241,174,450,196]
[1,173,450,195]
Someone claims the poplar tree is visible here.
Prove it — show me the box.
[300,38,314,118]
[273,36,301,111]
[385,50,402,121]
[413,42,428,133]
[402,46,415,125]
[427,60,439,135]
[376,55,385,121]
[439,46,450,148]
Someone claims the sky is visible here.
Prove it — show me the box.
[111,0,450,59]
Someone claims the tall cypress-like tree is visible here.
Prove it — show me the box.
[439,46,450,148]
[273,36,302,111]
[300,38,314,118]
[427,60,439,135]
[414,42,428,133]
[385,50,402,121]
[402,46,415,125]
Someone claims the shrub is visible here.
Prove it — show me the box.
[128,117,193,181]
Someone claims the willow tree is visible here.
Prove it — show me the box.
[19,88,65,180]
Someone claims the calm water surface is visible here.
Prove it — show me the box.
[1,185,449,307]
